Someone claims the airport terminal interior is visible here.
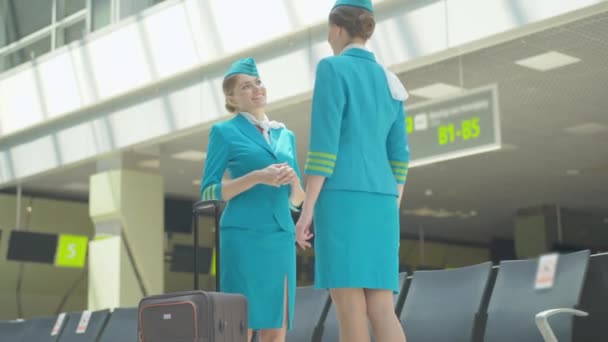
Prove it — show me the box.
[0,0,607,341]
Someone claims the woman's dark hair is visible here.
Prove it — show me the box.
[222,74,239,113]
[329,6,376,40]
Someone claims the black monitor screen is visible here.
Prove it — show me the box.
[7,230,58,264]
[170,244,213,274]
[165,198,194,233]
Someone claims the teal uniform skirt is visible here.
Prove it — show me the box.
[219,226,296,330]
[313,190,400,293]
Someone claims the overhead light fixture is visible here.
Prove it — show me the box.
[515,51,581,71]
[171,150,207,161]
[425,189,433,196]
[566,169,580,176]
[409,83,465,99]
[404,206,478,219]
[138,159,160,169]
[565,122,608,136]
[192,180,201,186]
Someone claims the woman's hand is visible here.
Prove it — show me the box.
[277,164,299,186]
[295,209,314,250]
[254,163,286,187]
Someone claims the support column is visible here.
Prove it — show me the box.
[514,205,559,259]
[87,154,164,310]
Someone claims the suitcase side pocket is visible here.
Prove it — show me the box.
[139,301,199,341]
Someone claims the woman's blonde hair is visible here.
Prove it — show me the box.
[222,74,240,113]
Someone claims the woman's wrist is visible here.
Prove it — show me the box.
[248,170,262,186]
[291,182,305,203]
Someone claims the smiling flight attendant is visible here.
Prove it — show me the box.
[199,57,305,342]
[295,1,410,342]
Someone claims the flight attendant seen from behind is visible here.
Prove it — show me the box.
[295,0,410,341]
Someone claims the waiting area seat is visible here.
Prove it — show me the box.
[286,286,330,342]
[0,319,29,341]
[483,250,590,342]
[58,309,111,341]
[98,308,138,342]
[573,252,608,342]
[22,315,67,342]
[399,262,492,342]
[2,251,606,342]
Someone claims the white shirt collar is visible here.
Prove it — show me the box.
[341,43,370,54]
[240,112,285,143]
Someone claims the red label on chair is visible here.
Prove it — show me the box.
[535,253,559,290]
[76,310,92,334]
[51,313,66,336]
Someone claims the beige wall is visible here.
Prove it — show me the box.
[0,194,93,320]
[0,190,220,320]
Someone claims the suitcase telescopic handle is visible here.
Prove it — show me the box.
[192,200,222,291]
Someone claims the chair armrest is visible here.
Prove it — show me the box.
[535,308,588,342]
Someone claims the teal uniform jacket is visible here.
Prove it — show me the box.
[200,113,301,232]
[199,113,300,329]
[304,47,410,189]
[305,47,410,292]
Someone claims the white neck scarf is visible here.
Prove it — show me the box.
[240,112,285,144]
[341,43,409,102]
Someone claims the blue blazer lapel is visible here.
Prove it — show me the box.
[269,128,281,153]
[232,114,275,157]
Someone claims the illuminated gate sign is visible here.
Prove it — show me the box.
[406,85,501,166]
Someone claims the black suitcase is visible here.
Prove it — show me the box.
[138,200,248,342]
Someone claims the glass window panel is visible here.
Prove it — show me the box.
[119,0,153,20]
[57,0,86,20]
[1,0,52,46]
[0,0,13,48]
[119,0,166,20]
[56,20,85,47]
[0,55,8,73]
[92,0,111,31]
[10,0,53,39]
